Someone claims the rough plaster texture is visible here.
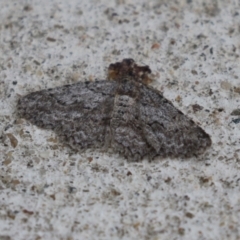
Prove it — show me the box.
[0,0,240,239]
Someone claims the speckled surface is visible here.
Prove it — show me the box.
[0,0,240,239]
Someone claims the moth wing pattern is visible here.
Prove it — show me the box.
[138,84,212,158]
[17,59,212,160]
[18,80,118,150]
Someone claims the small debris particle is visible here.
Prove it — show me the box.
[68,186,77,193]
[192,104,203,113]
[164,177,172,183]
[3,159,12,165]
[184,195,190,200]
[6,133,18,148]
[112,49,121,55]
[170,39,176,45]
[111,189,121,196]
[231,109,240,116]
[232,118,240,124]
[196,34,206,39]
[175,95,182,102]
[178,228,185,235]
[173,65,179,70]
[221,81,232,90]
[88,157,93,163]
[23,5,32,11]
[33,60,40,65]
[151,43,160,49]
[47,137,58,143]
[46,37,56,42]
[7,211,15,220]
[54,24,64,29]
[11,179,20,185]
[23,209,34,215]
[199,176,212,184]
[49,194,56,200]
[191,70,198,75]
[234,87,240,93]
[185,212,194,218]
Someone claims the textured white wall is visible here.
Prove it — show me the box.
[0,0,240,239]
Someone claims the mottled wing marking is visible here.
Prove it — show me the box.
[18,81,117,149]
[139,84,211,157]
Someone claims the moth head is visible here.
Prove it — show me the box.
[107,58,153,84]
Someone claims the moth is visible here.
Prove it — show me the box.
[17,59,211,160]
